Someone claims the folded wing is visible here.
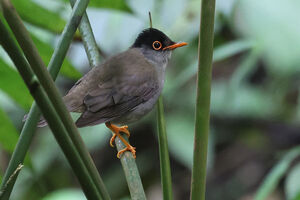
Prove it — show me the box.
[66,49,159,127]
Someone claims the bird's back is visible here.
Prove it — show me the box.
[63,48,160,126]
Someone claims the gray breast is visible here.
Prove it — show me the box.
[111,48,170,125]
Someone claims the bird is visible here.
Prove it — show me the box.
[35,28,187,158]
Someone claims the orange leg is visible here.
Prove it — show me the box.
[105,122,136,159]
[105,123,130,147]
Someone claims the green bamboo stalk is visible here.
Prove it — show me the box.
[67,1,146,198]
[0,164,23,198]
[68,0,102,67]
[0,103,40,199]
[156,96,173,200]
[0,20,101,200]
[1,0,110,199]
[115,138,146,200]
[78,13,102,66]
[190,0,216,199]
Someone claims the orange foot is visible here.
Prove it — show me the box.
[105,122,136,159]
[117,145,136,159]
[107,124,130,147]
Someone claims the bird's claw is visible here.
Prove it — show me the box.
[117,145,136,159]
[109,125,130,147]
[106,122,136,158]
[118,125,130,137]
[109,134,117,147]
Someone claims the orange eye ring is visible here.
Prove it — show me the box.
[152,41,162,50]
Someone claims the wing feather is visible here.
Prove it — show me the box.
[72,48,159,127]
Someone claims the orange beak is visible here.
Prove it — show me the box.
[163,42,188,50]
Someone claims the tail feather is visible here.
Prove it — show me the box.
[22,94,81,128]
[23,93,85,128]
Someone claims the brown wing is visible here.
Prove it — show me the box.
[70,48,159,127]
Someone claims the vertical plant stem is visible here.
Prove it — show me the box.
[0,164,23,198]
[190,0,216,199]
[1,0,110,199]
[68,0,101,67]
[115,138,146,200]
[0,103,40,199]
[156,96,173,200]
[78,13,102,66]
[67,1,146,198]
[43,1,110,196]
[0,20,101,200]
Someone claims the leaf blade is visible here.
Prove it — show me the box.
[62,0,132,12]
[30,33,82,80]
[11,0,66,33]
[0,108,19,153]
[255,147,300,200]
[0,59,33,110]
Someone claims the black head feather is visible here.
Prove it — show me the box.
[132,28,175,50]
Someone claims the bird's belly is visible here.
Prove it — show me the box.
[112,91,161,125]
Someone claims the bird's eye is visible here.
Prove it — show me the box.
[152,41,162,50]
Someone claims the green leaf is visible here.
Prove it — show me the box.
[255,147,300,200]
[30,33,82,80]
[1,2,81,80]
[166,113,214,170]
[292,194,300,200]
[11,0,67,33]
[42,189,86,200]
[213,39,255,62]
[285,163,300,200]
[62,0,132,12]
[233,0,300,75]
[0,108,19,153]
[211,82,276,118]
[165,40,255,96]
[0,60,33,110]
[166,114,194,168]
[88,0,132,12]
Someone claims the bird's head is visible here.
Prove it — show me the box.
[132,28,187,65]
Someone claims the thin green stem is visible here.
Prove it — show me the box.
[115,137,146,200]
[0,103,40,199]
[46,1,110,196]
[69,0,101,67]
[190,0,216,199]
[156,96,173,200]
[79,13,102,66]
[67,1,110,198]
[0,19,101,200]
[1,0,110,199]
[0,164,23,198]
[67,1,146,198]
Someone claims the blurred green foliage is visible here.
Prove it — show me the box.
[0,59,32,109]
[11,0,67,34]
[0,108,18,153]
[255,147,300,200]
[1,0,300,199]
[285,163,300,200]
